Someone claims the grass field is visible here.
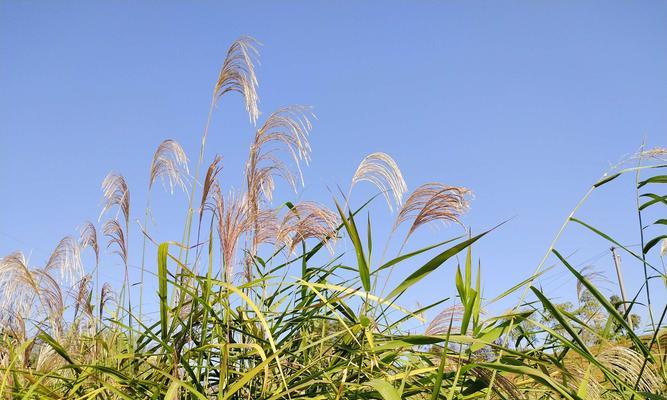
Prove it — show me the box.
[1,37,665,400]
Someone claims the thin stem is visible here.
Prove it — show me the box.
[179,94,217,266]
[633,151,656,331]
[139,195,151,327]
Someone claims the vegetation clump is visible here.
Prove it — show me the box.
[1,37,666,399]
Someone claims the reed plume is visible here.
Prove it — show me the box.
[45,236,83,285]
[100,172,130,228]
[103,220,128,267]
[79,221,100,329]
[79,222,99,266]
[351,152,407,212]
[32,270,65,330]
[393,182,470,239]
[576,266,608,302]
[0,310,26,343]
[598,346,662,393]
[216,190,250,281]
[565,365,602,400]
[103,219,132,335]
[276,202,338,254]
[35,346,59,372]
[0,252,64,331]
[214,36,260,124]
[0,252,39,318]
[142,140,189,321]
[182,36,260,266]
[469,368,523,399]
[149,139,189,194]
[425,304,465,335]
[199,155,224,221]
[243,106,313,278]
[636,146,667,161]
[99,282,115,321]
[249,208,280,248]
[246,106,313,205]
[72,274,94,323]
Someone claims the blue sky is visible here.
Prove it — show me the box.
[1,2,666,329]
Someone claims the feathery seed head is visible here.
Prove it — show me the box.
[246,106,314,206]
[215,36,260,124]
[103,220,128,267]
[0,252,38,317]
[351,152,407,212]
[394,182,470,239]
[100,172,130,227]
[79,221,99,267]
[32,269,64,327]
[636,147,667,161]
[217,190,250,281]
[45,236,83,285]
[598,346,661,392]
[72,274,94,321]
[0,252,64,328]
[425,305,465,335]
[149,139,189,194]
[200,155,223,220]
[576,266,609,302]
[99,282,115,320]
[276,202,338,254]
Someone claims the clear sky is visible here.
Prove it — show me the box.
[1,2,666,330]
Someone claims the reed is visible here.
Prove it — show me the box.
[0,37,665,400]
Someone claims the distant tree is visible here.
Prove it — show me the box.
[610,294,641,335]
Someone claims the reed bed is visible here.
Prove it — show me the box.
[1,37,666,400]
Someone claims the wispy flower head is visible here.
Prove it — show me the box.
[636,147,667,161]
[249,208,280,247]
[394,182,470,239]
[0,252,64,327]
[45,236,83,285]
[246,106,314,205]
[215,36,260,124]
[32,269,64,328]
[199,155,223,220]
[425,305,465,335]
[598,346,661,393]
[100,172,130,227]
[99,282,115,320]
[276,202,338,254]
[0,252,37,315]
[149,139,189,194]
[576,265,609,302]
[72,274,94,321]
[216,190,250,281]
[79,221,99,266]
[351,152,407,212]
[103,220,128,267]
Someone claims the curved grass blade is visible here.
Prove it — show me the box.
[386,225,499,300]
[552,249,652,358]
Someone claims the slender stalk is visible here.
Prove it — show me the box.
[633,151,656,330]
[179,95,217,265]
[94,258,100,334]
[139,196,151,327]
